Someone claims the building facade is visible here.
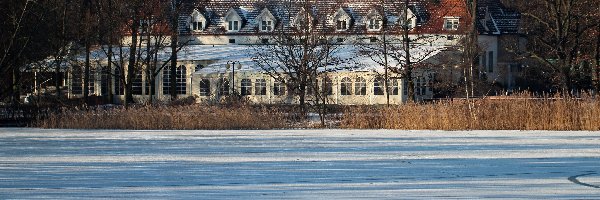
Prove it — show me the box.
[65,0,521,105]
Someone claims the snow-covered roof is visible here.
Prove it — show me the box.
[45,44,453,74]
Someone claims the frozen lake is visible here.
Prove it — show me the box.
[0,128,599,199]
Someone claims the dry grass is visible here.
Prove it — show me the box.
[341,94,600,131]
[36,105,289,130]
[36,93,600,131]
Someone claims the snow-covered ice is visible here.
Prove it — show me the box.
[0,129,599,199]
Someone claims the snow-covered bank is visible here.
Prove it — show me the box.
[0,129,599,199]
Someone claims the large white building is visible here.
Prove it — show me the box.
[65,0,521,105]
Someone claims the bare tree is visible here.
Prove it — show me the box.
[253,2,338,114]
[503,0,600,93]
[356,0,463,103]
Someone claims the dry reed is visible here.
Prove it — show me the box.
[36,104,288,130]
[340,94,600,131]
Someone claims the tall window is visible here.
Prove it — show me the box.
[261,20,273,31]
[114,67,124,95]
[336,20,347,30]
[199,79,210,96]
[355,77,366,95]
[322,77,333,95]
[416,77,427,96]
[273,81,286,96]
[71,67,83,95]
[100,66,110,96]
[388,79,399,95]
[176,66,187,95]
[228,20,239,31]
[444,18,460,30]
[162,67,171,95]
[163,66,187,95]
[132,71,143,95]
[340,77,352,95]
[218,78,230,96]
[374,78,384,95]
[368,18,381,30]
[240,79,252,96]
[403,79,408,95]
[255,79,267,95]
[488,51,494,73]
[87,68,95,95]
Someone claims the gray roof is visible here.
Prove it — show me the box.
[477,0,520,35]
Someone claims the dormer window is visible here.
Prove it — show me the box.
[336,20,347,30]
[228,21,239,31]
[139,19,153,33]
[256,8,276,32]
[224,8,243,32]
[190,9,207,32]
[292,8,313,30]
[399,8,417,30]
[261,20,273,31]
[444,17,460,30]
[366,8,383,31]
[332,8,352,31]
[368,19,381,30]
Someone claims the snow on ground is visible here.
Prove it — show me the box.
[0,129,599,199]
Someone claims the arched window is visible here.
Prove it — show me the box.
[340,77,352,95]
[355,77,366,95]
[273,80,285,96]
[199,79,210,96]
[255,79,266,95]
[240,79,252,96]
[374,77,384,95]
[218,78,230,96]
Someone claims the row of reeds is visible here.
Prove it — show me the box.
[36,105,289,130]
[340,94,600,130]
[36,94,600,130]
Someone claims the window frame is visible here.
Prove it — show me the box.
[443,17,460,30]
[255,79,267,96]
[340,77,352,95]
[199,79,211,96]
[240,79,252,96]
[355,77,367,95]
[71,67,83,95]
[218,78,230,96]
[368,18,381,30]
[336,20,347,31]
[273,81,286,96]
[374,78,384,95]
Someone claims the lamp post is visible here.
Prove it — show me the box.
[226,61,242,95]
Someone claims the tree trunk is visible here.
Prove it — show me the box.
[170,0,179,101]
[126,9,140,107]
[403,0,415,103]
[84,42,91,103]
